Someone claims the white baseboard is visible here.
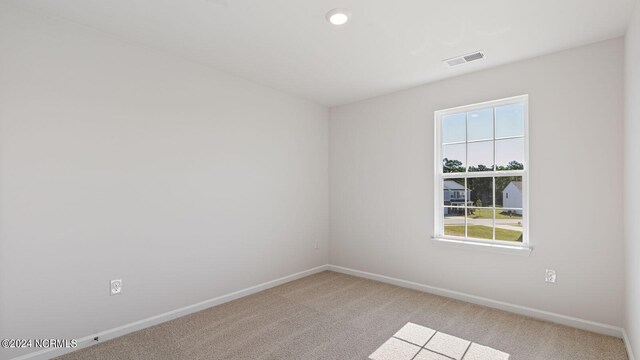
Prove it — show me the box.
[327,264,625,338]
[624,329,636,360]
[10,264,329,360]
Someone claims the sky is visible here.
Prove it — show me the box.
[442,103,524,170]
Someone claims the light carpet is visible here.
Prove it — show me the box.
[56,271,628,360]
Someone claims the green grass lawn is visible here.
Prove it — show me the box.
[468,208,522,220]
[444,225,523,242]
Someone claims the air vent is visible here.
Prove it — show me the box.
[444,51,485,67]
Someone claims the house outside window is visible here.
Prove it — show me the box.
[434,95,529,247]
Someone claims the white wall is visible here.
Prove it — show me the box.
[502,183,523,213]
[0,4,328,359]
[330,38,625,327]
[625,0,640,357]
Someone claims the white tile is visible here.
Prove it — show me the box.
[462,343,510,360]
[369,337,421,360]
[424,332,471,360]
[393,322,436,346]
[413,349,452,360]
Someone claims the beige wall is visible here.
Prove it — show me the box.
[0,4,328,359]
[330,38,625,327]
[625,0,640,357]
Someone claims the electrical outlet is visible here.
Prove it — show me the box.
[110,279,122,295]
[545,269,557,284]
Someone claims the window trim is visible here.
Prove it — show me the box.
[433,95,531,253]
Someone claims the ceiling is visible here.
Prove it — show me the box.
[8,0,635,106]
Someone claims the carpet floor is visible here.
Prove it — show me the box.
[55,271,628,360]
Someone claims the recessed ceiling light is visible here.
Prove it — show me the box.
[326,8,351,26]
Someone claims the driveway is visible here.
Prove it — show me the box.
[444,216,522,232]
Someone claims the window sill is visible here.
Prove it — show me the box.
[431,237,532,257]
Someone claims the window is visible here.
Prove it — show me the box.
[434,95,529,249]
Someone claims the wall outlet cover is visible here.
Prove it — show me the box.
[110,279,122,295]
[545,269,557,284]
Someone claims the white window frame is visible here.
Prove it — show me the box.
[432,95,531,256]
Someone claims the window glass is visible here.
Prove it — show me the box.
[467,208,494,240]
[443,178,466,206]
[467,141,493,172]
[467,177,493,208]
[495,212,523,241]
[442,113,466,143]
[495,103,525,138]
[496,138,524,170]
[495,176,522,208]
[467,108,493,141]
[442,144,466,173]
[444,209,465,237]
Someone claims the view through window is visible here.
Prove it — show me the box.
[435,95,528,244]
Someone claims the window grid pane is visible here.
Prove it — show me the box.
[467,207,493,241]
[495,103,525,138]
[442,113,466,144]
[442,144,466,173]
